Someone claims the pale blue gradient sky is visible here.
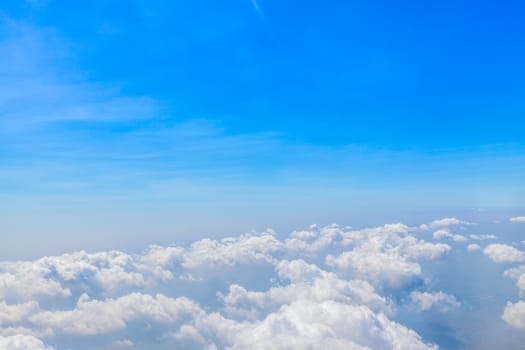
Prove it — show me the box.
[1,0,524,257]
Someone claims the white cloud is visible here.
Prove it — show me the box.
[504,265,525,295]
[0,335,54,350]
[429,218,462,228]
[0,222,466,349]
[410,291,460,312]
[194,300,437,350]
[483,244,525,263]
[113,339,134,347]
[433,230,468,242]
[29,293,201,336]
[285,224,346,253]
[510,216,525,223]
[218,259,392,320]
[467,244,481,252]
[502,301,525,329]
[0,263,71,301]
[0,249,179,302]
[326,250,422,288]
[326,224,450,288]
[469,234,497,240]
[181,231,282,269]
[0,301,39,324]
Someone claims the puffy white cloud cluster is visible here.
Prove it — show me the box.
[510,216,525,223]
[480,242,525,331]
[29,293,201,336]
[504,265,525,295]
[432,230,468,242]
[0,335,54,350]
[218,259,393,320]
[325,224,450,288]
[0,249,178,303]
[502,301,525,329]
[419,217,476,231]
[0,219,485,349]
[189,300,438,350]
[483,244,525,263]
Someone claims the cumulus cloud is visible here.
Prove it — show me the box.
[0,301,39,324]
[502,301,525,329]
[189,300,437,350]
[180,230,282,269]
[0,221,511,349]
[433,230,468,242]
[483,244,525,263]
[326,250,423,288]
[326,224,450,288]
[218,259,393,320]
[504,265,525,295]
[429,218,462,228]
[467,244,481,252]
[0,262,71,301]
[0,335,54,350]
[409,291,460,312]
[422,217,476,230]
[0,249,178,302]
[29,293,200,336]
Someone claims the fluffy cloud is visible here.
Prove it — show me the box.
[0,250,175,302]
[0,262,71,301]
[409,291,460,312]
[29,293,201,336]
[429,218,462,228]
[483,244,525,263]
[218,259,392,320]
[502,301,525,329]
[3,221,520,349]
[0,335,54,350]
[192,300,437,350]
[326,224,449,288]
[433,230,468,242]
[467,244,481,252]
[504,265,525,295]
[0,301,39,324]
[326,250,422,288]
[180,231,282,269]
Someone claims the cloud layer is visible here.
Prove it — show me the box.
[1,218,524,349]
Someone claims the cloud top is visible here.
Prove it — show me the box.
[1,219,525,349]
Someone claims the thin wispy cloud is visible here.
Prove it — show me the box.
[510,216,525,223]
[251,0,264,17]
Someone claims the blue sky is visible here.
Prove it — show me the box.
[1,0,525,255]
[3,3,525,350]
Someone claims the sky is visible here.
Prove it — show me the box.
[1,1,525,349]
[1,0,525,255]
